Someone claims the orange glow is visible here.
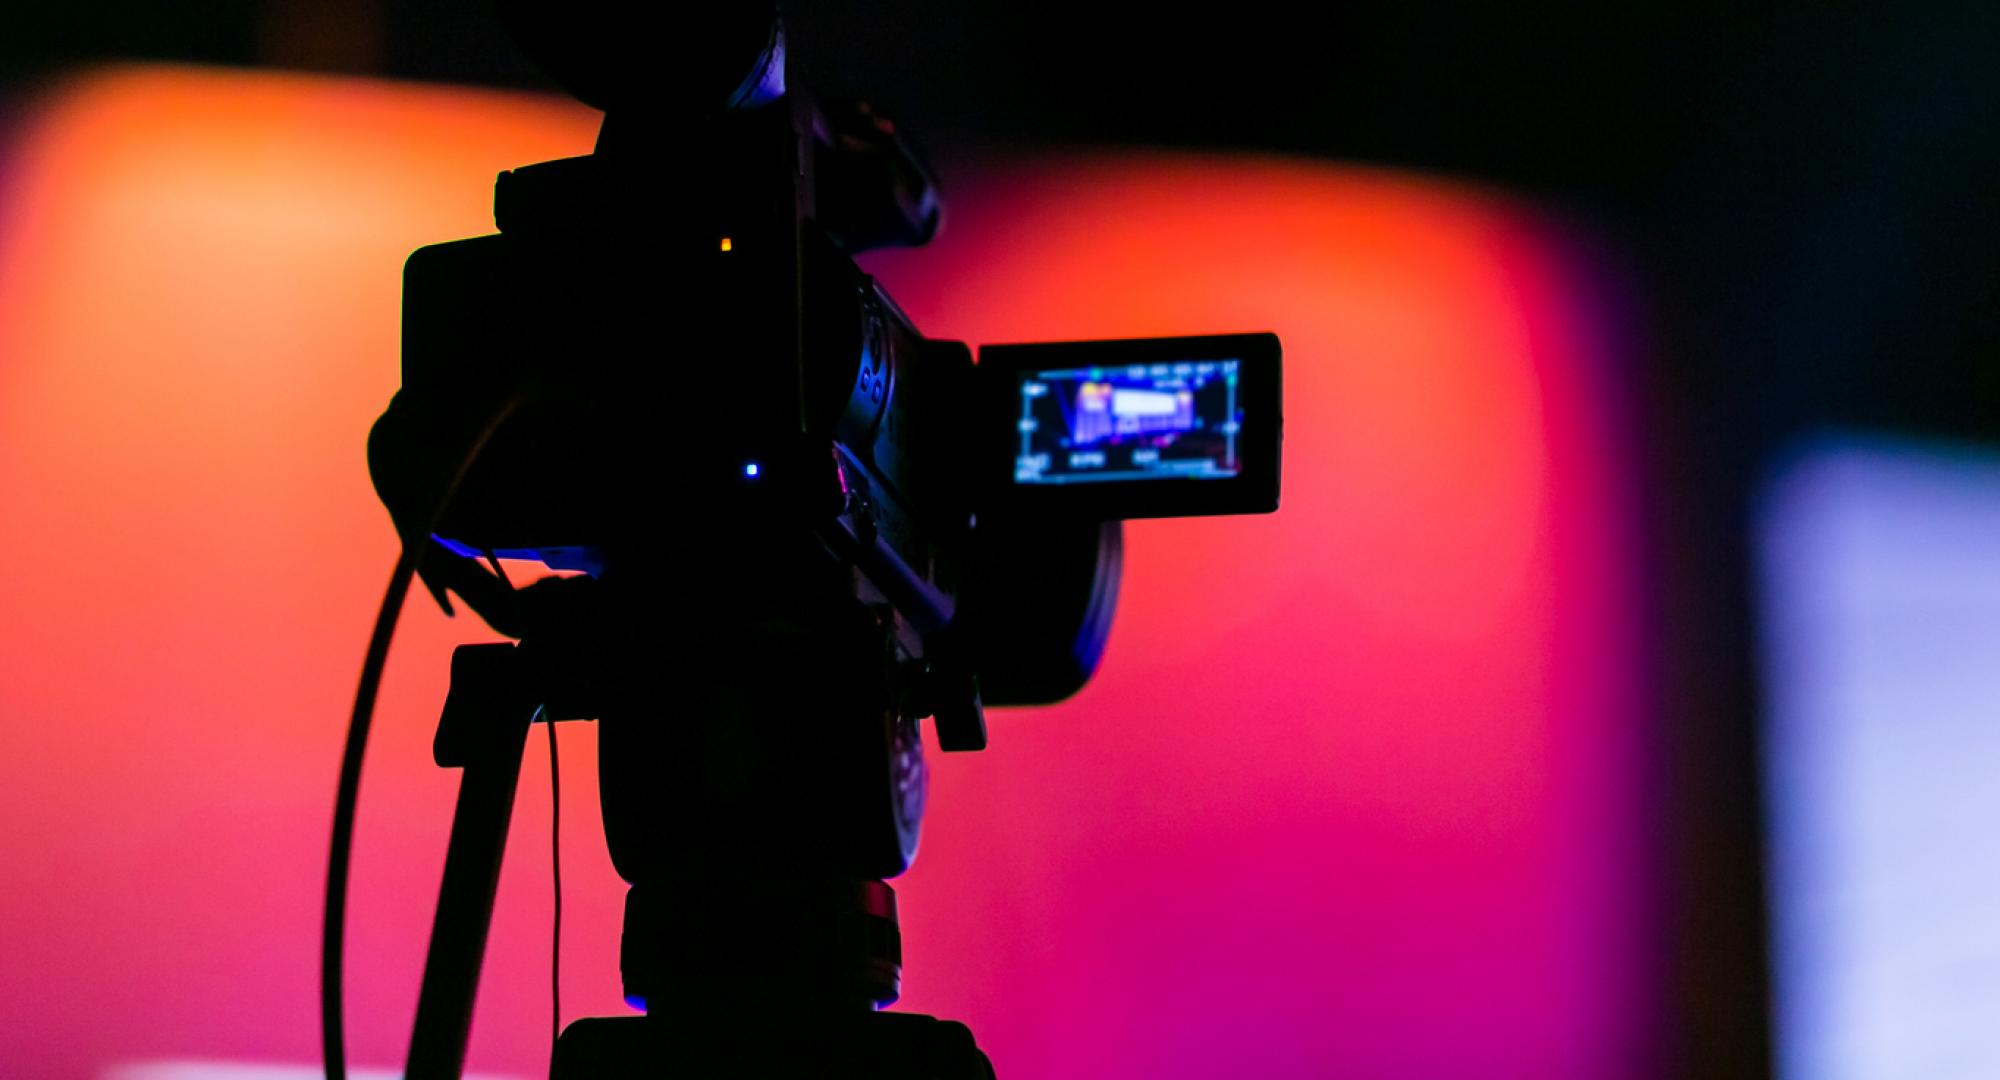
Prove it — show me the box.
[0,67,1652,1078]
[0,65,604,1075]
[720,236,733,252]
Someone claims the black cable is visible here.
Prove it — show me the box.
[547,714,563,1076]
[322,399,522,1080]
[321,548,421,1080]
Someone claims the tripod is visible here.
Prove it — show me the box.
[400,542,994,1078]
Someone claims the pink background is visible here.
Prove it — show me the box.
[0,67,1653,1078]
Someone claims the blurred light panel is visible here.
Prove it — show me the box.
[0,67,1654,1078]
[1758,441,2000,1080]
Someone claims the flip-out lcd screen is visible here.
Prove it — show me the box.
[1014,359,1242,486]
[979,333,1280,519]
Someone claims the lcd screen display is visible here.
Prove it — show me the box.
[1014,359,1241,486]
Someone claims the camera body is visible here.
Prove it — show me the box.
[371,94,1280,723]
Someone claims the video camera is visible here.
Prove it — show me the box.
[368,93,1280,735]
[352,3,1281,1074]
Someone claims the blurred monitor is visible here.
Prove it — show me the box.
[1758,438,2000,1080]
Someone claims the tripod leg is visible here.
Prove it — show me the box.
[407,643,539,1080]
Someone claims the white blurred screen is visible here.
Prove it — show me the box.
[1759,441,2000,1080]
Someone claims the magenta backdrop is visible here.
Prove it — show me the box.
[0,68,1653,1078]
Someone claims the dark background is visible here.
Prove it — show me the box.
[7,4,1995,1076]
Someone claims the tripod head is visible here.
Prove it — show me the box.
[362,4,1281,1074]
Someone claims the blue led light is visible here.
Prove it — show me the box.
[744,462,761,478]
